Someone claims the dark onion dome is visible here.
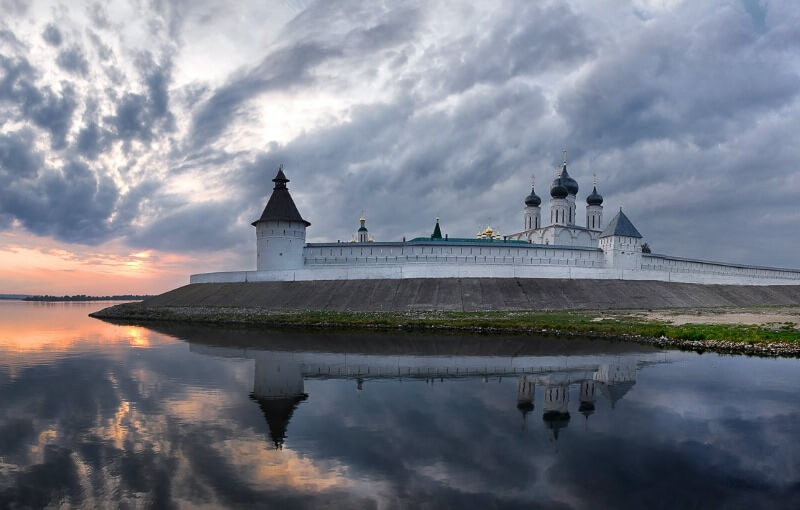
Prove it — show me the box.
[586,185,603,206]
[252,167,311,227]
[358,226,368,232]
[559,164,579,196]
[524,186,541,207]
[550,177,568,199]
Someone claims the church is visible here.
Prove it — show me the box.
[506,152,619,249]
[190,157,800,286]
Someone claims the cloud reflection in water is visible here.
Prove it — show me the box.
[0,304,799,508]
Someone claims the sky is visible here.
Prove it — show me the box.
[0,0,798,295]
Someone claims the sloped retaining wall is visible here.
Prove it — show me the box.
[140,278,800,312]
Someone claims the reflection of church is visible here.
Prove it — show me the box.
[191,344,659,448]
[520,362,639,441]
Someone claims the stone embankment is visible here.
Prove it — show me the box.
[127,278,800,312]
[91,279,800,357]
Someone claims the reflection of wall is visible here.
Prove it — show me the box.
[252,352,304,399]
[594,363,637,385]
[193,344,659,448]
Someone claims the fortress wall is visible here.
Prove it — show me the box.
[190,263,800,286]
[641,254,800,282]
[190,242,800,286]
[303,243,605,267]
[145,278,800,311]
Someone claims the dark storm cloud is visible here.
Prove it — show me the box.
[41,23,63,46]
[0,27,24,48]
[0,141,120,243]
[0,41,174,246]
[0,129,43,177]
[420,2,595,96]
[127,201,248,252]
[188,1,422,150]
[557,4,800,150]
[15,161,117,244]
[56,45,90,75]
[104,54,174,142]
[189,42,339,149]
[0,55,78,149]
[75,119,111,159]
[232,81,553,245]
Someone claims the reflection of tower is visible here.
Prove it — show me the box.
[516,376,535,423]
[579,380,596,422]
[250,352,308,449]
[542,384,570,441]
[594,363,637,410]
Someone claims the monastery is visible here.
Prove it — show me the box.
[191,158,800,286]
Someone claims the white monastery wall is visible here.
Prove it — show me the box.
[191,241,800,285]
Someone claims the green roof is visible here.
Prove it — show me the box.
[408,237,528,245]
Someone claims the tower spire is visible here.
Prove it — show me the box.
[562,147,568,165]
[357,210,368,242]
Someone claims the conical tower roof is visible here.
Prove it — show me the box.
[599,210,642,239]
[251,393,308,449]
[252,167,311,227]
[431,218,442,239]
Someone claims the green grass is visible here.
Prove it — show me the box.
[98,305,800,345]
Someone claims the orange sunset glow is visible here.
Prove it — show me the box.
[0,229,249,295]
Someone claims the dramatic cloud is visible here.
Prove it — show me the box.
[1,0,800,291]
[56,45,89,75]
[41,23,62,47]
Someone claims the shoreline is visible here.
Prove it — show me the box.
[90,303,800,358]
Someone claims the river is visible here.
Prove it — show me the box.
[0,301,798,508]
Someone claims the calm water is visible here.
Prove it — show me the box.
[1,302,799,509]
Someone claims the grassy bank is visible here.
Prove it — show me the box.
[91,303,800,353]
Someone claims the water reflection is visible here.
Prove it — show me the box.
[190,339,660,448]
[1,303,800,509]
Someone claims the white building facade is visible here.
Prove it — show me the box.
[191,166,800,286]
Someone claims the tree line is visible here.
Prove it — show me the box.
[23,295,153,302]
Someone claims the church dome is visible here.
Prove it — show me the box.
[560,165,579,196]
[550,178,568,199]
[524,186,541,207]
[586,186,603,206]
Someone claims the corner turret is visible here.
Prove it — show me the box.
[252,166,310,271]
[599,209,643,271]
